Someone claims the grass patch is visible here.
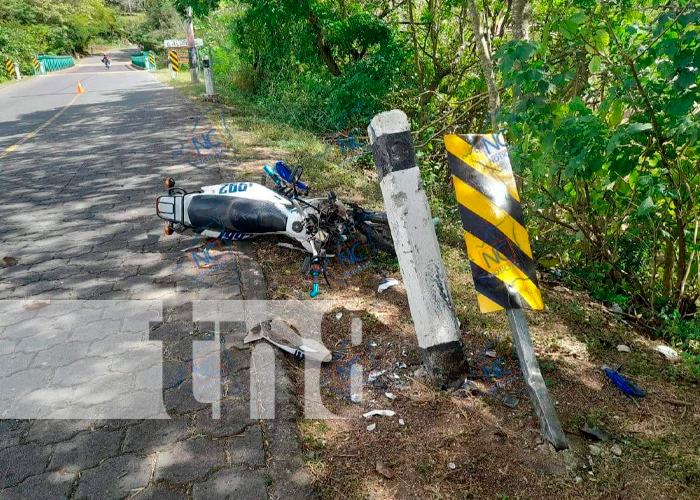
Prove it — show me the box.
[154,67,700,500]
[153,68,205,98]
[632,436,700,487]
[298,420,329,450]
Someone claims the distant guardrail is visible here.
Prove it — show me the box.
[37,55,75,73]
[131,52,148,68]
[131,51,156,70]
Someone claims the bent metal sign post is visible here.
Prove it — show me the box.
[445,133,568,451]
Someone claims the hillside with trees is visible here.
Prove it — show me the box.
[4,0,697,371]
[0,0,136,78]
[192,0,700,361]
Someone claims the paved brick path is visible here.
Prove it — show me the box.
[0,51,312,499]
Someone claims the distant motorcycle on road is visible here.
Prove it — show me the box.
[102,54,111,70]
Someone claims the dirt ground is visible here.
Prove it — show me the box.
[155,73,700,500]
[256,238,700,500]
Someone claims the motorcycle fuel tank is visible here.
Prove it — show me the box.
[201,181,291,205]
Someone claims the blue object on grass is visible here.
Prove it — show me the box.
[602,365,646,397]
[276,161,309,192]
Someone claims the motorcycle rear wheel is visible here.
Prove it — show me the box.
[358,219,395,256]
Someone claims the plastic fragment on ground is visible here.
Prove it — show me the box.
[378,278,400,293]
[602,365,646,397]
[363,410,396,418]
[655,345,679,360]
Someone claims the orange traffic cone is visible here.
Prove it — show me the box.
[77,81,84,94]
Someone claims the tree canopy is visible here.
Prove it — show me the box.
[0,0,119,57]
[199,0,699,343]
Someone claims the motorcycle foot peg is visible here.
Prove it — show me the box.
[164,178,175,189]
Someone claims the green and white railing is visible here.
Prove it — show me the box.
[36,55,75,73]
[131,51,157,70]
[131,52,148,69]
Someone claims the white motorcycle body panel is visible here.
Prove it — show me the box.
[162,181,326,253]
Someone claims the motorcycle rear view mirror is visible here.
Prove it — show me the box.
[275,161,292,181]
[274,161,309,194]
[290,165,304,184]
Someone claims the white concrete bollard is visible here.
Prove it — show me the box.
[203,55,215,96]
[368,109,468,385]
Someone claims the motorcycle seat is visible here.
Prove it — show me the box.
[187,195,288,233]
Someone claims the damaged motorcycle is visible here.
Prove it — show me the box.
[156,161,395,296]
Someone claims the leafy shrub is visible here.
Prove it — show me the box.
[132,0,180,51]
[0,0,121,80]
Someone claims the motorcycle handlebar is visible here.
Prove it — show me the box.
[263,164,282,186]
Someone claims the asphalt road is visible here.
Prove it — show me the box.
[0,50,309,500]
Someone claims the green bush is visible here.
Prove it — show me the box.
[0,0,122,80]
[132,0,180,51]
[661,312,700,368]
[214,0,409,133]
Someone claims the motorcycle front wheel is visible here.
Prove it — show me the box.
[357,216,395,256]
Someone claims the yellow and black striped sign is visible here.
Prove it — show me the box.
[445,133,543,313]
[149,52,156,67]
[5,59,13,75]
[169,50,179,72]
[32,57,40,71]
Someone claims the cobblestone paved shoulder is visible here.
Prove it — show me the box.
[0,51,316,500]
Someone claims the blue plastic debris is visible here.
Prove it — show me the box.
[602,365,646,397]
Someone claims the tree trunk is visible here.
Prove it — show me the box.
[675,216,687,297]
[509,0,529,154]
[512,0,530,41]
[407,0,423,87]
[661,239,675,299]
[467,0,500,131]
[252,50,260,70]
[418,65,452,106]
[308,10,341,77]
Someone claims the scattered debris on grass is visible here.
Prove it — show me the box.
[655,344,679,360]
[363,410,396,418]
[243,320,332,363]
[259,229,700,500]
[377,278,400,293]
[609,303,624,314]
[589,444,602,456]
[580,423,610,441]
[602,365,647,397]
